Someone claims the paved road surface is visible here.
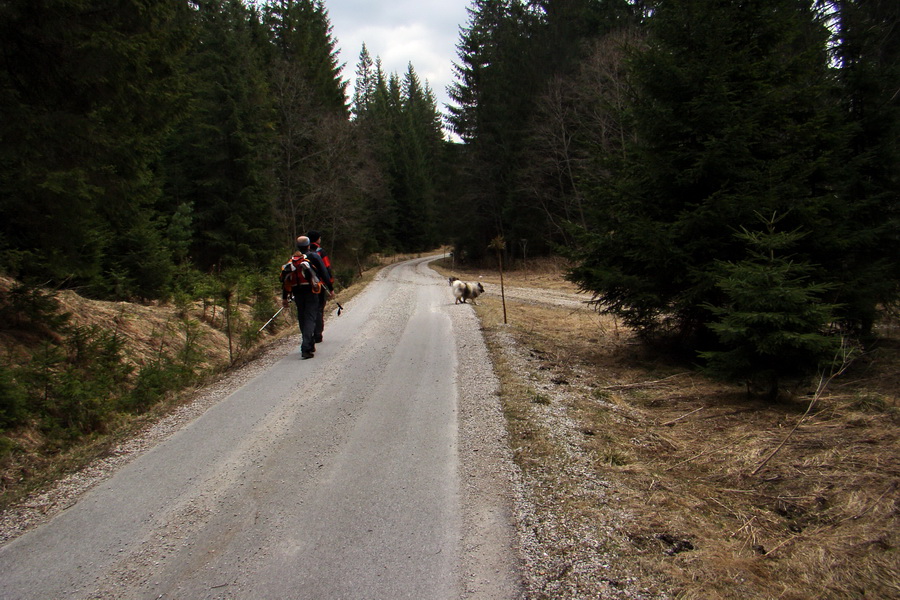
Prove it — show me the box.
[0,256,521,600]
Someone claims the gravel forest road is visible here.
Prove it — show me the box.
[0,256,522,600]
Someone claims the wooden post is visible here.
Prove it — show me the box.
[353,247,362,278]
[223,286,234,364]
[489,236,508,324]
[520,238,528,280]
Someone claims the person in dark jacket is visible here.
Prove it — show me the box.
[304,230,334,343]
[283,236,332,359]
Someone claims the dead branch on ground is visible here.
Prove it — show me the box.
[602,372,690,391]
[660,407,704,427]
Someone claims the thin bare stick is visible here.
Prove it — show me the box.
[751,339,856,476]
[602,372,689,391]
[731,515,757,538]
[707,495,736,517]
[664,437,747,471]
[661,407,704,427]
[665,448,712,471]
[766,539,794,556]
[666,438,744,471]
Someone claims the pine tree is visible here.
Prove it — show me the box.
[517,5,643,252]
[446,0,640,260]
[0,0,191,297]
[700,214,841,398]
[264,0,347,115]
[828,0,900,335]
[447,0,539,259]
[530,0,638,77]
[265,0,356,246]
[356,59,447,253]
[352,43,376,119]
[569,0,843,346]
[394,65,444,251]
[350,56,397,253]
[161,0,277,271]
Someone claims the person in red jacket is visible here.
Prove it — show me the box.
[306,230,333,343]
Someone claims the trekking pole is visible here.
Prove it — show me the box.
[259,302,288,332]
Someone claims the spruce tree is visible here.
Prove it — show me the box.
[394,66,444,252]
[265,0,354,245]
[447,0,640,260]
[0,0,190,297]
[351,55,397,253]
[351,60,392,251]
[700,214,841,398]
[530,0,638,77]
[517,5,643,252]
[264,0,347,115]
[161,0,277,271]
[569,0,843,346]
[352,43,377,119]
[352,54,447,253]
[447,0,539,259]
[829,0,900,335]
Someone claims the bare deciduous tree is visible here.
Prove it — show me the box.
[520,29,645,244]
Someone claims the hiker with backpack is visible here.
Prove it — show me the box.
[305,230,333,343]
[281,236,333,359]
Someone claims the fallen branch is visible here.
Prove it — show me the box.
[766,536,800,556]
[661,407,704,427]
[665,437,748,471]
[665,448,713,471]
[602,372,689,391]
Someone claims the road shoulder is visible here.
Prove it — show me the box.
[448,287,526,599]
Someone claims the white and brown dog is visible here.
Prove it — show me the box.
[449,277,485,304]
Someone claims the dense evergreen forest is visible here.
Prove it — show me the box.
[0,0,449,300]
[447,0,898,394]
[1,0,898,397]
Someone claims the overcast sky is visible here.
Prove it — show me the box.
[325,0,472,120]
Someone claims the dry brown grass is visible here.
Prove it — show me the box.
[439,259,900,600]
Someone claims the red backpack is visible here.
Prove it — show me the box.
[280,255,311,291]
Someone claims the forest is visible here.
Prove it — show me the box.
[1,0,452,296]
[445,0,898,395]
[0,0,898,433]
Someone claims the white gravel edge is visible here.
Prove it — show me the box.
[449,296,527,600]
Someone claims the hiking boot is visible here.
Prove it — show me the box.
[301,352,314,359]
